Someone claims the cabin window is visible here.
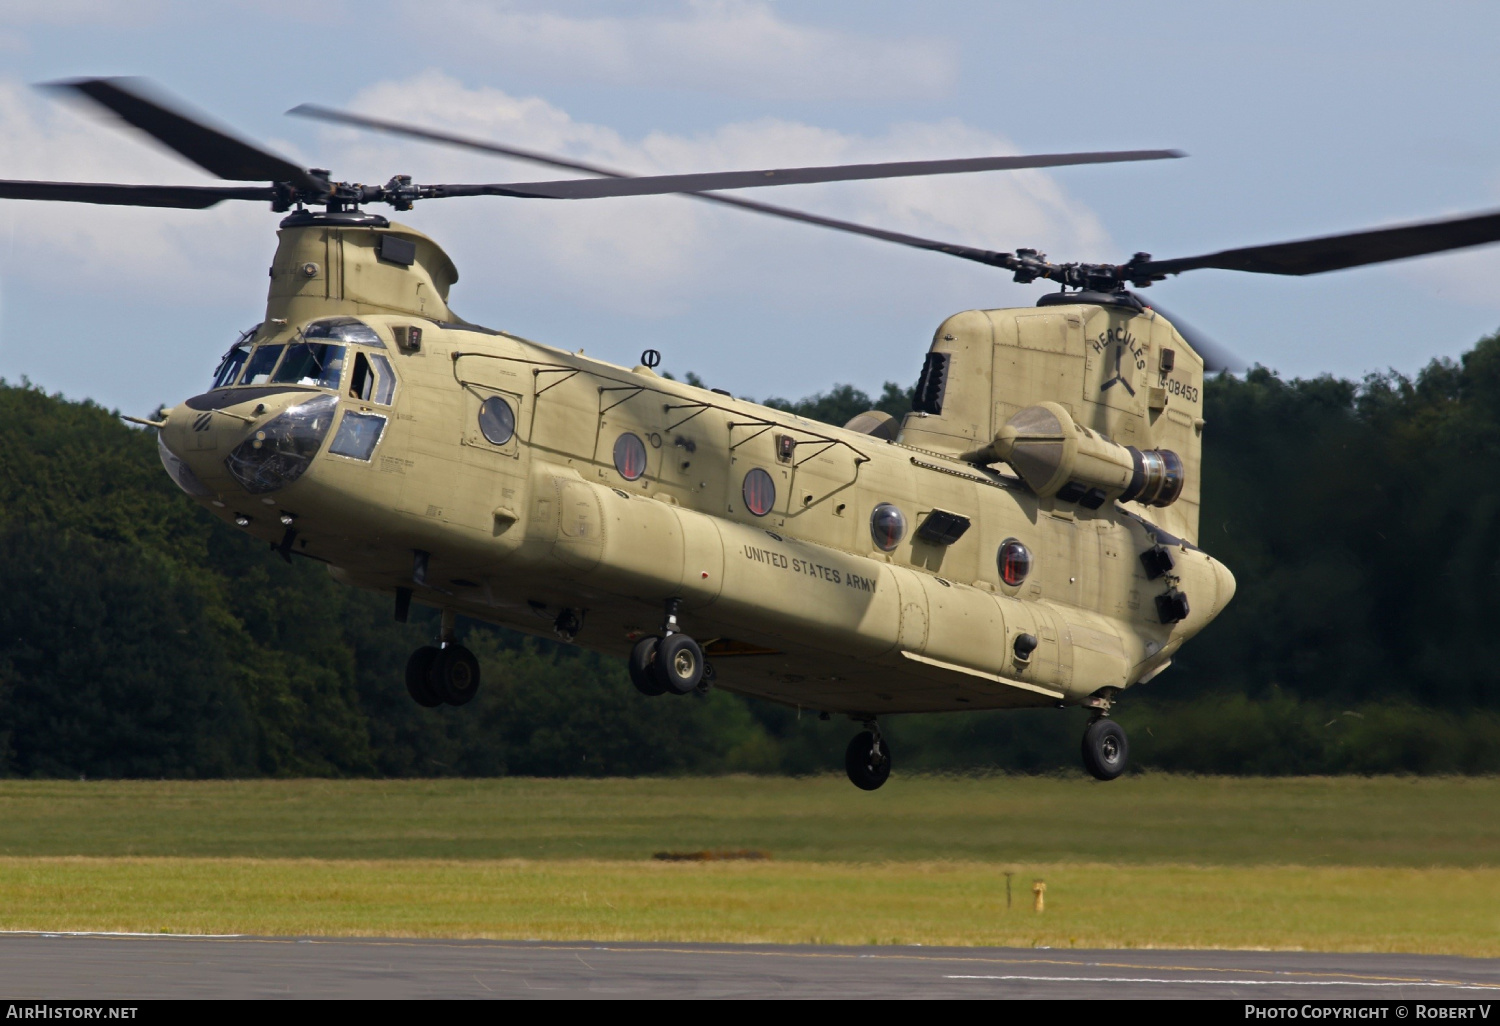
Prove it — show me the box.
[742,467,776,517]
[479,396,516,446]
[272,342,345,389]
[998,538,1032,586]
[869,503,906,551]
[241,343,285,385]
[328,411,386,461]
[614,432,648,481]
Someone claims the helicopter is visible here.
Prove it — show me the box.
[8,78,1500,790]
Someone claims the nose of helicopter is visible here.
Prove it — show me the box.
[158,388,338,498]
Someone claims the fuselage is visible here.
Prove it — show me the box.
[159,311,1235,716]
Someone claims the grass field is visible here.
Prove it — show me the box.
[1,775,1496,953]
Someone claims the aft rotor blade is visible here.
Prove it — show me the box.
[48,78,321,191]
[0,179,275,208]
[436,150,1185,201]
[1138,299,1245,374]
[1140,207,1500,277]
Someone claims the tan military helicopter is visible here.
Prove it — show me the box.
[10,78,1500,788]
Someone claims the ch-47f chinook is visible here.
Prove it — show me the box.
[13,79,1500,789]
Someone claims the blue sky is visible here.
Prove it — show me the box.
[3,1,1500,416]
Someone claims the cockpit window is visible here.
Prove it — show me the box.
[304,316,384,348]
[211,342,251,389]
[349,351,398,405]
[351,353,375,402]
[272,343,345,389]
[371,354,396,404]
[241,344,285,385]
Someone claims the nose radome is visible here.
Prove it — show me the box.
[159,389,319,497]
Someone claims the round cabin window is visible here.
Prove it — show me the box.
[477,396,515,445]
[869,503,906,551]
[742,467,776,517]
[614,432,648,481]
[998,538,1032,586]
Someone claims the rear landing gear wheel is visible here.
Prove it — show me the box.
[430,644,481,706]
[629,636,667,696]
[405,646,442,708]
[1082,718,1129,781]
[651,633,704,695]
[845,730,891,791]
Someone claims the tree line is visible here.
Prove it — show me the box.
[4,328,1500,777]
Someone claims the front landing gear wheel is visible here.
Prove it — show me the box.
[430,645,481,706]
[651,633,704,695]
[405,646,442,708]
[845,730,891,791]
[1082,718,1129,781]
[629,636,667,696]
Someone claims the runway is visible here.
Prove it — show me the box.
[2,933,1498,999]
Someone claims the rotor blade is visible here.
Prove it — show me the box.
[433,150,1184,201]
[1138,299,1244,374]
[290,103,1181,199]
[0,179,275,209]
[287,104,632,180]
[1140,207,1500,278]
[47,78,321,190]
[285,103,1041,269]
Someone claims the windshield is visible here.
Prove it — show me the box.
[241,344,285,385]
[211,342,251,389]
[272,342,345,389]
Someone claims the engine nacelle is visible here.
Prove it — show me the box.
[987,401,1184,509]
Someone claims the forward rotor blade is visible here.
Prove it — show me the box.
[285,103,1080,267]
[1138,299,1244,374]
[289,103,1181,200]
[48,78,320,190]
[434,149,1184,201]
[1140,207,1500,278]
[287,104,632,180]
[0,179,275,209]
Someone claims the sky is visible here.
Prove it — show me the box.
[3,1,1500,417]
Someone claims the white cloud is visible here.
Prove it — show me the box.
[0,69,1114,404]
[419,0,955,101]
[330,72,1111,320]
[0,79,275,304]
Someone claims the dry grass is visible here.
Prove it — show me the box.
[2,857,1497,955]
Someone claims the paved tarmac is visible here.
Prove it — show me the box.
[1,933,1498,999]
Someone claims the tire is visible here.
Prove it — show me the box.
[405,646,443,708]
[628,636,667,696]
[430,644,481,706]
[650,633,704,695]
[1082,718,1129,781]
[844,730,891,791]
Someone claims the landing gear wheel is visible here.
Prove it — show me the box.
[651,633,704,695]
[405,646,442,708]
[1082,718,1129,781]
[430,644,481,706]
[844,730,891,791]
[629,636,667,696]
